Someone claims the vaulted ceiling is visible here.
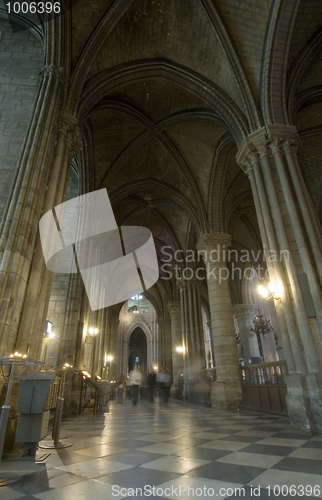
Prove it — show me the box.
[64,0,322,299]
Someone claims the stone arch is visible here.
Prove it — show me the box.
[123,317,154,374]
[77,59,249,145]
[260,0,301,124]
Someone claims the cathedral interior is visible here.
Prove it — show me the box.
[0,0,322,497]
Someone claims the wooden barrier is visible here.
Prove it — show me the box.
[241,361,288,414]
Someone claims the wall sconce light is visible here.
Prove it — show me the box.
[176,346,185,354]
[88,327,98,336]
[153,366,158,370]
[106,355,113,362]
[258,282,281,301]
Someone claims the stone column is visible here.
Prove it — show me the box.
[0,66,72,358]
[232,304,260,363]
[177,278,205,360]
[237,127,322,433]
[75,289,88,370]
[197,234,242,410]
[58,272,84,368]
[241,148,299,372]
[106,316,119,382]
[191,279,206,360]
[157,316,172,372]
[168,302,184,387]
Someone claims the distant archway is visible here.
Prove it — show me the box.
[128,327,147,372]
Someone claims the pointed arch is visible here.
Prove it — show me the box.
[78,59,249,145]
[199,0,262,131]
[260,0,301,124]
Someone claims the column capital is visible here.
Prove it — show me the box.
[236,124,301,166]
[236,125,300,167]
[196,233,232,262]
[58,111,82,157]
[268,137,282,155]
[280,137,299,156]
[232,303,257,320]
[40,64,65,83]
[58,111,78,135]
[235,141,259,173]
[168,302,181,316]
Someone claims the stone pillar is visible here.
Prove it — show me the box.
[106,316,119,382]
[75,289,88,370]
[157,316,172,372]
[237,126,322,433]
[241,149,299,372]
[197,233,242,410]
[233,304,260,363]
[168,302,184,387]
[0,66,75,359]
[191,279,206,360]
[58,273,84,368]
[177,278,205,361]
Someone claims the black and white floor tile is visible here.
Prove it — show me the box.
[1,399,322,500]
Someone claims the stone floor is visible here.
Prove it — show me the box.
[1,398,322,499]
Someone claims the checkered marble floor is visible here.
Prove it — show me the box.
[1,399,322,500]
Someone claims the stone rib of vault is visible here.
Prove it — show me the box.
[39,189,159,310]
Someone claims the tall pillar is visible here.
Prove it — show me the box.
[0,64,76,358]
[232,304,260,363]
[177,278,205,361]
[106,315,119,382]
[237,126,322,433]
[157,316,172,371]
[168,302,184,386]
[58,273,84,367]
[197,234,242,410]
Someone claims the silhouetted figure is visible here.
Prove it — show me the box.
[158,367,171,405]
[147,368,157,403]
[128,367,142,405]
[117,372,125,403]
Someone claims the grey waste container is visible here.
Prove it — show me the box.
[15,371,55,456]
[96,381,109,410]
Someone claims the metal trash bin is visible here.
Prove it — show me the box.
[96,381,109,411]
[15,371,55,456]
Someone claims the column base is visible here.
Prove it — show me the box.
[307,373,322,435]
[211,380,243,411]
[284,374,319,434]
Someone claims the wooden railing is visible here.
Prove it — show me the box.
[45,377,61,410]
[241,360,288,413]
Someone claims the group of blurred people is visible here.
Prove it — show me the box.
[116,366,172,406]
[115,352,212,407]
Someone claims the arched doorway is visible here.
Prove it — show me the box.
[128,327,147,372]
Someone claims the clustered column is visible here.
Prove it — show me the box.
[237,125,322,433]
[0,65,81,360]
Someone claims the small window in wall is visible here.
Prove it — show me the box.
[128,295,150,314]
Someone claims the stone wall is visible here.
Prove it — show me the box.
[0,16,43,223]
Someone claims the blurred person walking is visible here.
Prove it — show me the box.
[128,367,142,406]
